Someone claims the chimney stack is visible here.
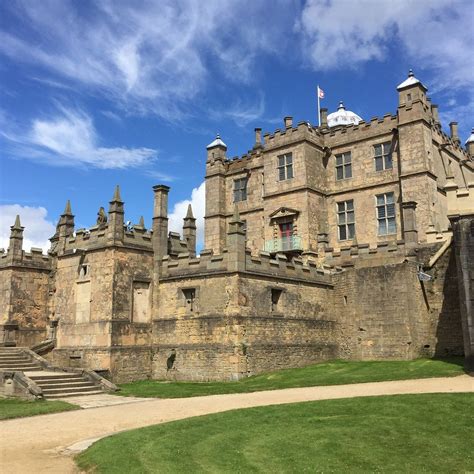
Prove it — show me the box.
[449,122,460,146]
[254,127,263,149]
[320,108,328,127]
[431,104,440,126]
[284,116,293,128]
[152,185,170,260]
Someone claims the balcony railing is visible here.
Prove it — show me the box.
[264,236,303,253]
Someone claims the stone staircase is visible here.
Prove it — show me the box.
[0,347,108,399]
[0,347,42,372]
[27,372,104,399]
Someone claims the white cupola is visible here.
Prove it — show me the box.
[327,102,363,127]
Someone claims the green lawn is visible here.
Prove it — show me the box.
[0,397,78,420]
[117,357,465,398]
[77,393,474,473]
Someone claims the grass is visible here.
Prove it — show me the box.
[77,392,474,473]
[0,397,78,420]
[117,357,466,399]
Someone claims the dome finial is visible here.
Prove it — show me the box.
[408,69,414,77]
[338,101,345,110]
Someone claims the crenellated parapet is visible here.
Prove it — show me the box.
[160,247,333,285]
[323,114,398,147]
[263,121,324,151]
[0,246,51,270]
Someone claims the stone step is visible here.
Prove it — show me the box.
[30,376,85,385]
[0,367,43,372]
[0,358,32,363]
[41,386,101,395]
[29,374,84,382]
[36,381,95,390]
[47,390,104,399]
[0,364,41,370]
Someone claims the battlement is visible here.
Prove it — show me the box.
[324,113,398,146]
[263,121,323,150]
[63,221,153,252]
[0,247,52,270]
[161,247,332,285]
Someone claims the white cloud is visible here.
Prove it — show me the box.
[299,0,474,135]
[2,107,157,169]
[168,182,205,248]
[0,205,56,252]
[299,0,469,75]
[0,1,290,120]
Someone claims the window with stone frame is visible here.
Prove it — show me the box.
[376,192,396,235]
[233,177,248,202]
[335,152,352,180]
[277,153,294,181]
[337,200,355,240]
[374,142,393,171]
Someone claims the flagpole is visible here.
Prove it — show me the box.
[317,85,321,127]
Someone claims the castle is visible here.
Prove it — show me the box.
[1,71,473,383]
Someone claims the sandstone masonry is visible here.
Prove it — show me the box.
[1,71,473,381]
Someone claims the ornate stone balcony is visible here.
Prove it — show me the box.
[264,236,302,253]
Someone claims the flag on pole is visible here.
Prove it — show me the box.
[318,86,325,99]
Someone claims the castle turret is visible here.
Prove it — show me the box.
[152,185,170,260]
[205,135,227,253]
[8,215,24,260]
[107,186,124,244]
[50,200,75,255]
[183,204,197,257]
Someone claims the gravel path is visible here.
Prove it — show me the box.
[1,375,473,473]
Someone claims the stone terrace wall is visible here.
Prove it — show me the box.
[330,252,463,360]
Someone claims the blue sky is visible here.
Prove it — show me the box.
[0,0,473,250]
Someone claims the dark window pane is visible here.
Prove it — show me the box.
[374,144,382,155]
[376,195,385,206]
[287,165,294,179]
[378,206,386,218]
[385,154,393,169]
[339,225,347,240]
[379,220,387,234]
[375,156,383,171]
[336,155,343,166]
[337,202,345,212]
[387,203,395,216]
[347,211,354,223]
[348,223,355,238]
[345,164,352,178]
[286,154,292,164]
[346,200,354,211]
[388,218,396,234]
[278,156,285,167]
[386,193,394,204]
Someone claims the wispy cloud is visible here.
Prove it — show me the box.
[0,1,291,120]
[1,107,157,169]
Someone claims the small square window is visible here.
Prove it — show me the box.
[376,193,396,235]
[374,142,393,171]
[277,153,294,181]
[335,152,352,180]
[337,200,355,241]
[233,177,248,203]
